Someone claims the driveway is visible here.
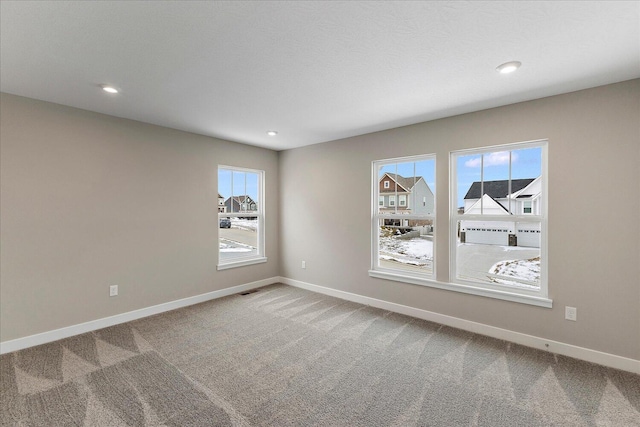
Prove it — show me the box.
[456,243,540,284]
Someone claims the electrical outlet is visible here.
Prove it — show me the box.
[301,260,306,269]
[565,306,577,321]
[109,285,118,297]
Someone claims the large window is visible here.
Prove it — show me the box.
[450,140,548,303]
[370,155,436,281]
[217,166,266,269]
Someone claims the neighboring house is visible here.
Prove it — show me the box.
[218,193,226,213]
[379,173,434,215]
[224,195,257,214]
[460,177,541,247]
[379,173,434,226]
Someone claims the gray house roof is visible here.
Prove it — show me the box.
[464,178,535,200]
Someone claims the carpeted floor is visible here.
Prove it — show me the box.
[1,283,639,426]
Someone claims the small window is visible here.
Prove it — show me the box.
[523,200,532,214]
[218,166,266,270]
[384,181,390,189]
[389,196,395,206]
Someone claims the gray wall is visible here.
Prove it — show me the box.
[279,80,640,360]
[0,93,279,341]
[2,81,639,361]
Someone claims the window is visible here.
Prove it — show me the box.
[379,196,384,206]
[370,155,436,281]
[450,140,548,304]
[217,166,266,269]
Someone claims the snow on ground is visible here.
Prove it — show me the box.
[219,239,253,253]
[231,218,258,232]
[489,257,540,288]
[379,233,433,266]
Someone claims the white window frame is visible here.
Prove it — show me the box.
[384,180,390,189]
[369,154,436,283]
[389,195,395,206]
[217,165,266,270]
[399,195,407,206]
[449,140,550,307]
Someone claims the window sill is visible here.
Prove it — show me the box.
[368,269,552,308]
[217,257,267,271]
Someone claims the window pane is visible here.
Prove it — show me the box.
[511,146,542,215]
[378,159,435,215]
[457,220,541,290]
[218,169,232,213]
[244,172,259,212]
[378,164,398,215]
[483,151,511,213]
[457,154,482,214]
[458,148,542,216]
[378,218,434,275]
[219,218,258,261]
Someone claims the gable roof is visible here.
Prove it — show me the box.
[464,194,510,215]
[229,195,254,203]
[224,195,257,211]
[380,173,424,192]
[464,178,535,200]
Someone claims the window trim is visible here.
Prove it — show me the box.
[370,154,436,281]
[449,139,549,303]
[217,165,266,270]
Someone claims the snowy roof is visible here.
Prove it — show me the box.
[464,179,535,200]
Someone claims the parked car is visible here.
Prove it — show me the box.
[219,218,231,228]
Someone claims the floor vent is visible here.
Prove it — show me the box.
[239,289,259,296]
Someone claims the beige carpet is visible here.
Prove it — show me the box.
[1,283,639,426]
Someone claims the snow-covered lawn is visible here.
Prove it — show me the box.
[379,231,433,267]
[489,257,540,288]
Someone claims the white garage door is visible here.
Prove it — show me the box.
[465,228,509,246]
[516,229,540,248]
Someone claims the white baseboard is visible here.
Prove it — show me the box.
[279,276,640,374]
[0,277,279,355]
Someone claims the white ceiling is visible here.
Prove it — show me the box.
[1,1,639,151]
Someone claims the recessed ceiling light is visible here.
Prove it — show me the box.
[496,61,522,74]
[101,85,119,94]
[267,131,278,136]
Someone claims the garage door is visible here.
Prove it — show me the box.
[516,229,540,248]
[465,228,509,246]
